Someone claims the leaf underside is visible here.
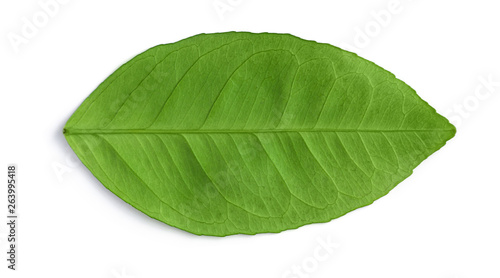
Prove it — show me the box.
[64,32,455,236]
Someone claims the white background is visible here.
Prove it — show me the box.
[1,0,499,277]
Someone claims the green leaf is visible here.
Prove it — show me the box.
[64,32,455,236]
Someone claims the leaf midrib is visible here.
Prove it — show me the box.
[63,128,455,135]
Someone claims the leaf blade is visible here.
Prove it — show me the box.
[64,32,455,236]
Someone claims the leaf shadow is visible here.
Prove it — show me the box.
[54,114,207,240]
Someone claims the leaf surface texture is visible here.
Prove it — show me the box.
[64,32,455,236]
